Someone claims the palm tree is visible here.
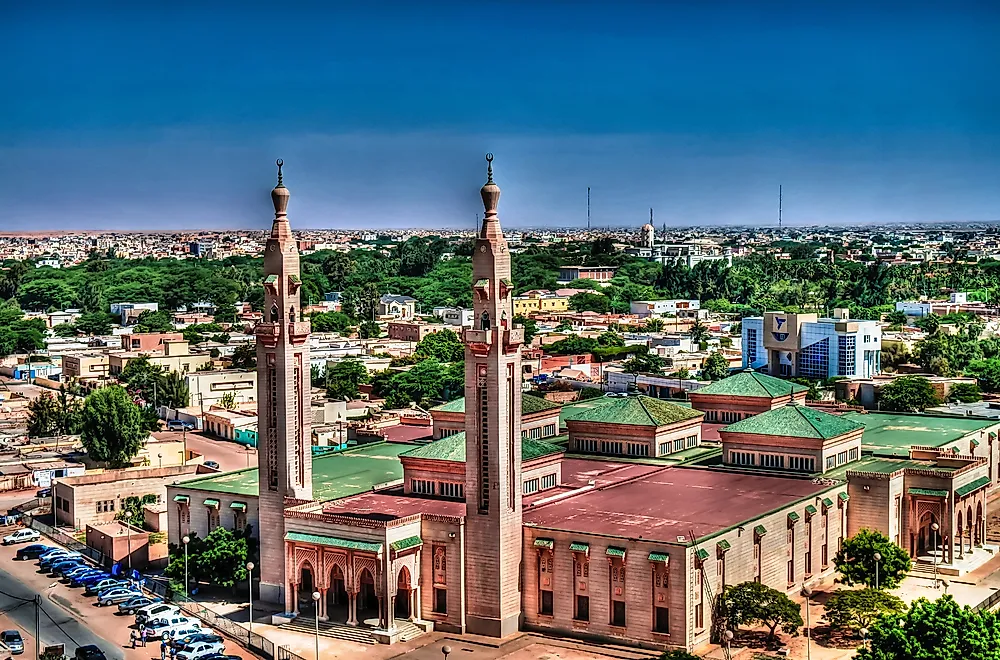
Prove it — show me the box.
[689,317,710,344]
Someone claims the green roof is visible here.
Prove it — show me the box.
[722,404,863,440]
[805,505,818,516]
[400,433,563,463]
[839,492,850,502]
[203,498,220,508]
[695,548,710,561]
[565,395,701,427]
[754,525,767,536]
[956,476,991,498]
[843,411,996,453]
[533,538,554,549]
[908,488,949,498]
[822,497,834,508]
[694,369,807,398]
[788,511,800,523]
[717,540,731,552]
[648,551,669,563]
[229,501,246,511]
[431,394,561,416]
[263,274,278,284]
[285,532,382,553]
[178,442,408,502]
[173,495,189,503]
[569,542,589,553]
[389,536,422,552]
[606,546,626,558]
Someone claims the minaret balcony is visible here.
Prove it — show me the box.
[463,328,493,356]
[288,320,311,344]
[503,328,524,352]
[255,322,281,347]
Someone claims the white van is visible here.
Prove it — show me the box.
[145,616,199,637]
[135,603,179,625]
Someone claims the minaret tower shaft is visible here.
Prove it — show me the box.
[463,154,524,637]
[255,159,313,605]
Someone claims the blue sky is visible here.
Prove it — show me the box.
[1,1,998,230]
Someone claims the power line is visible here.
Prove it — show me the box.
[39,602,84,649]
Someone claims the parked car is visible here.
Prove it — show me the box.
[1,630,24,655]
[63,566,96,580]
[202,461,220,470]
[14,544,50,560]
[40,552,79,569]
[171,633,222,651]
[51,559,86,575]
[85,578,125,596]
[118,595,160,615]
[165,625,205,644]
[167,420,193,431]
[2,529,40,545]
[36,488,51,498]
[74,645,107,660]
[143,616,198,637]
[96,587,142,606]
[135,603,179,625]
[70,570,107,587]
[39,548,77,563]
[175,640,224,660]
[1,511,23,526]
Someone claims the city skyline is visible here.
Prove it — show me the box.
[2,1,999,230]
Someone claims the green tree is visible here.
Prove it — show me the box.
[55,385,84,435]
[80,385,148,467]
[577,387,604,400]
[27,392,61,437]
[133,309,174,333]
[0,302,46,357]
[689,317,711,343]
[948,382,982,403]
[597,331,625,348]
[885,310,908,326]
[53,323,79,338]
[158,370,190,409]
[165,525,257,591]
[623,352,666,375]
[824,588,905,634]
[878,376,941,412]
[218,392,237,410]
[359,320,381,339]
[834,528,912,590]
[120,355,165,406]
[514,315,537,344]
[326,359,370,400]
[703,351,730,381]
[213,303,237,324]
[722,581,802,646]
[414,329,464,362]
[857,595,1000,660]
[657,652,701,660]
[310,311,353,334]
[75,312,117,336]
[374,358,464,408]
[230,343,257,370]
[547,336,599,355]
[645,317,665,332]
[115,494,158,528]
[569,292,611,313]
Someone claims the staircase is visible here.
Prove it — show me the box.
[395,620,425,642]
[279,617,376,645]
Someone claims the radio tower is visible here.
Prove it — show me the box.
[587,187,591,230]
[778,185,783,230]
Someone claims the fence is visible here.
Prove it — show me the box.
[28,517,108,566]
[973,588,1000,613]
[277,645,307,660]
[159,588,275,660]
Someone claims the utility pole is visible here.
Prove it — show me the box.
[778,184,783,230]
[587,187,591,230]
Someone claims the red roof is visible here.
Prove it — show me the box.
[524,464,829,543]
[323,492,466,519]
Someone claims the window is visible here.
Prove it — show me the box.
[627,442,649,457]
[523,478,539,495]
[575,595,589,622]
[540,589,553,616]
[479,384,490,512]
[754,538,762,582]
[538,552,554,615]
[234,512,246,531]
[799,338,830,379]
[760,454,785,469]
[721,410,742,423]
[837,451,849,466]
[789,456,815,472]
[612,601,626,627]
[576,438,598,453]
[540,473,557,490]
[826,455,836,470]
[523,426,542,440]
[658,441,671,455]
[848,447,859,462]
[837,336,857,376]
[439,482,464,499]
[686,435,698,448]
[730,451,755,466]
[208,508,220,532]
[412,479,435,495]
[695,602,704,630]
[542,424,557,437]
[864,335,871,343]
[673,438,684,452]
[601,440,624,455]
[746,328,758,364]
[654,607,670,634]
[433,588,447,614]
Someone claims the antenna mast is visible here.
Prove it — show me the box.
[587,187,591,230]
[778,184,783,230]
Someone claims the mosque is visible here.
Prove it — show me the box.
[167,158,999,653]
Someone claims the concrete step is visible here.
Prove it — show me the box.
[280,618,376,645]
[396,620,425,642]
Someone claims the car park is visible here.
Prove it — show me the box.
[96,586,141,606]
[14,544,50,560]
[2,529,41,545]
[1,630,24,655]
[85,578,125,595]
[118,595,160,615]
[70,570,107,587]
[175,640,224,660]
[135,603,179,625]
[74,645,107,660]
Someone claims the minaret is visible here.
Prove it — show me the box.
[255,159,313,606]
[463,154,524,637]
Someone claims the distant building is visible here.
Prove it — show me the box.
[121,332,184,352]
[62,353,111,382]
[630,299,700,318]
[557,265,616,284]
[387,320,444,342]
[184,369,257,408]
[379,294,417,320]
[432,307,474,328]
[512,291,570,316]
[188,241,214,257]
[742,310,882,379]
[36,258,61,269]
[110,302,159,326]
[108,340,212,377]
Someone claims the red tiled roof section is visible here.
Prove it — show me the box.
[524,465,829,542]
[323,491,466,518]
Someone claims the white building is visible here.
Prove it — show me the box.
[432,306,474,327]
[630,299,700,318]
[378,294,417,320]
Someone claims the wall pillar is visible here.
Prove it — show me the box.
[291,582,299,616]
[318,588,328,621]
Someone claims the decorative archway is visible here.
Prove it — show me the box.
[917,510,940,557]
[298,560,317,615]
[967,505,975,553]
[394,566,412,619]
[357,568,378,625]
[327,564,349,623]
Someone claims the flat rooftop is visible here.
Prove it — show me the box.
[524,464,834,543]
[843,411,996,455]
[176,442,407,500]
[323,491,466,519]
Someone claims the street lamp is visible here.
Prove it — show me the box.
[723,630,734,660]
[246,562,255,635]
[801,585,813,660]
[860,628,869,650]
[311,591,321,660]
[942,579,950,595]
[873,551,882,590]
[158,453,163,468]
[182,535,190,597]
[441,646,451,660]
[931,522,940,588]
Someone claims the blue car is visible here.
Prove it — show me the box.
[85,578,124,596]
[40,552,80,569]
[71,571,107,587]
[15,544,51,560]
[62,566,94,580]
[52,560,87,576]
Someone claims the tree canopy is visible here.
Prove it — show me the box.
[824,588,905,633]
[80,385,149,468]
[165,525,257,591]
[722,581,802,645]
[877,376,941,412]
[414,329,464,362]
[703,351,730,381]
[325,359,370,401]
[835,528,912,590]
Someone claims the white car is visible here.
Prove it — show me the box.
[165,625,204,644]
[176,640,224,660]
[136,603,179,625]
[144,616,199,637]
[2,529,40,546]
[96,587,142,606]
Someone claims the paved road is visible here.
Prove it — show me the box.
[0,555,125,660]
[153,431,257,472]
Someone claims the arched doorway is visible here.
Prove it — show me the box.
[917,511,940,557]
[298,562,316,615]
[976,501,984,546]
[357,568,379,625]
[327,565,348,622]
[957,510,964,556]
[394,567,412,619]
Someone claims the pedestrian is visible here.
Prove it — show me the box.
[169,644,176,660]
[140,627,147,647]
[160,640,167,660]
[129,630,136,649]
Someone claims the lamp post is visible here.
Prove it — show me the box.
[942,579,950,596]
[860,628,869,651]
[246,562,255,636]
[801,585,813,660]
[182,535,190,597]
[723,630,734,660]
[931,522,940,588]
[441,646,451,660]
[874,551,882,590]
[158,453,163,468]
[311,591,321,660]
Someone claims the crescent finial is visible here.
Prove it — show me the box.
[275,159,284,187]
[485,153,494,184]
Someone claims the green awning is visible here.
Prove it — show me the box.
[203,498,220,509]
[285,532,382,554]
[648,551,669,565]
[389,536,422,552]
[788,511,800,523]
[264,274,278,284]
[533,538,554,549]
[289,274,301,284]
[805,505,818,516]
[474,279,489,288]
[822,497,834,509]
[172,495,189,504]
[991,432,997,440]
[908,488,948,498]
[229,501,247,512]
[569,542,589,554]
[971,439,980,448]
[717,540,731,553]
[754,525,767,537]
[838,492,850,503]
[606,546,626,559]
[956,476,991,498]
[695,548,709,561]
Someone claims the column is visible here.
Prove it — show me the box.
[412,584,420,621]
[346,590,357,626]
[958,525,964,559]
[319,588,328,621]
[285,578,294,614]
[291,582,299,615]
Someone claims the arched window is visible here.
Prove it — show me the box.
[480,311,491,331]
[270,304,279,322]
[289,306,296,321]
